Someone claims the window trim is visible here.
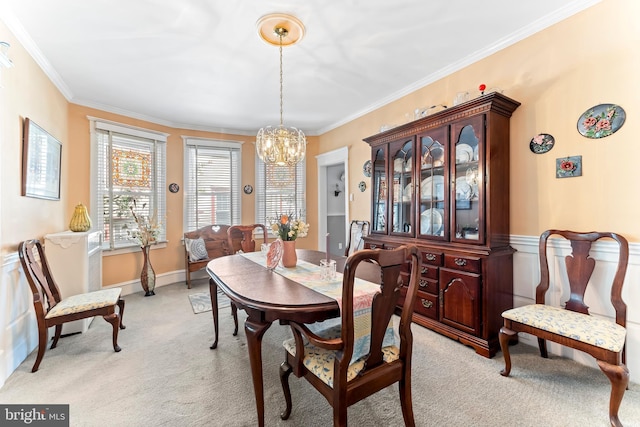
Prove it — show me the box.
[89,116,168,251]
[182,136,243,232]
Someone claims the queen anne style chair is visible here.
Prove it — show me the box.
[19,239,126,372]
[279,245,421,427]
[499,230,630,427]
[208,224,268,349]
[344,220,370,257]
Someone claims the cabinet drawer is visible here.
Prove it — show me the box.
[420,264,438,280]
[418,277,438,295]
[422,251,442,266]
[444,254,481,273]
[414,291,438,320]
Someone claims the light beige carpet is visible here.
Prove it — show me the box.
[1,279,638,426]
[188,289,231,314]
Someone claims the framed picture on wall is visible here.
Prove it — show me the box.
[21,118,62,200]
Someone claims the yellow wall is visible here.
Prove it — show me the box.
[2,0,639,288]
[320,0,640,240]
[0,21,68,254]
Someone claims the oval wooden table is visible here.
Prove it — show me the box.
[206,249,379,427]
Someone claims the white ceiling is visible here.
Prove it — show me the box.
[2,0,599,136]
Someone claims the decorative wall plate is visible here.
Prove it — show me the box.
[529,133,555,154]
[362,160,372,177]
[358,181,367,192]
[168,183,180,193]
[577,104,625,139]
[243,184,253,194]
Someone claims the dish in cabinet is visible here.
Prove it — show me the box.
[420,175,445,200]
[420,208,443,235]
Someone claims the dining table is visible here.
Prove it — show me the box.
[206,249,382,427]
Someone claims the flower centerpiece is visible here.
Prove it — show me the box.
[269,213,309,268]
[269,213,309,241]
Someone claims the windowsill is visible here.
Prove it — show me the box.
[102,241,167,256]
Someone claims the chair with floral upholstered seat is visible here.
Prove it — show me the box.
[499,230,630,427]
[19,239,126,372]
[279,245,421,427]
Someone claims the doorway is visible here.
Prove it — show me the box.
[316,147,349,256]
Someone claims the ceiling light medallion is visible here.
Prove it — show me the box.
[255,14,306,166]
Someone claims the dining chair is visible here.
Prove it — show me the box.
[279,245,421,426]
[499,230,630,427]
[208,224,268,349]
[344,220,370,257]
[19,239,126,372]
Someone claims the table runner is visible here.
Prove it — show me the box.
[240,251,396,363]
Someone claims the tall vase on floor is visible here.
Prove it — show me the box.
[281,240,297,268]
[140,245,156,296]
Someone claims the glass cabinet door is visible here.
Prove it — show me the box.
[451,116,483,243]
[418,127,448,239]
[371,147,387,233]
[390,138,414,235]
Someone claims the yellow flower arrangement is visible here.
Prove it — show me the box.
[270,213,309,241]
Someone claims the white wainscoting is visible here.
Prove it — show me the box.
[2,236,639,388]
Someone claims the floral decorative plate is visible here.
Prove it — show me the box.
[577,104,625,139]
[266,239,283,270]
[362,160,372,177]
[529,133,555,154]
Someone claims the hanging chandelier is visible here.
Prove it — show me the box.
[256,14,306,166]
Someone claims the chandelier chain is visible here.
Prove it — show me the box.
[279,33,284,127]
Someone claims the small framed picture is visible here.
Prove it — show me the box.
[556,156,582,178]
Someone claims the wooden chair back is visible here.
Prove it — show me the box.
[227,224,268,254]
[281,245,421,426]
[184,224,232,259]
[20,239,63,319]
[537,229,629,327]
[344,220,370,256]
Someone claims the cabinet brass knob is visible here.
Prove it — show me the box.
[425,253,436,261]
[421,267,428,274]
[454,258,467,266]
[419,279,428,288]
[421,299,433,309]
[370,244,377,249]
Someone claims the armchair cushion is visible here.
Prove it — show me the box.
[46,288,122,319]
[185,237,208,262]
[283,324,399,387]
[502,304,626,352]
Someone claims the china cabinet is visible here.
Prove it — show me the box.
[363,92,520,357]
[44,230,103,334]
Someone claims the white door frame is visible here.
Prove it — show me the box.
[316,147,349,252]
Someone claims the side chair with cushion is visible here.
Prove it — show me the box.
[184,224,232,289]
[19,239,126,372]
[208,224,268,349]
[344,220,370,257]
[279,245,421,427]
[499,230,630,427]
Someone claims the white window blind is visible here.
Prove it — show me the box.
[91,119,166,250]
[256,157,306,227]
[184,138,241,231]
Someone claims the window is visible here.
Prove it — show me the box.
[184,138,242,231]
[90,118,167,251]
[256,157,306,228]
